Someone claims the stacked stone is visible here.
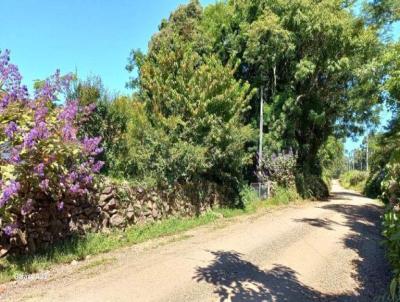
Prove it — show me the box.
[0,181,224,255]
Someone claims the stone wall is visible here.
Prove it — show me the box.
[0,180,226,255]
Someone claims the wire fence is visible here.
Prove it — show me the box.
[250,182,270,200]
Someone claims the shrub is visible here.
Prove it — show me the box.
[382,208,400,299]
[382,159,400,205]
[268,186,299,205]
[365,169,385,198]
[295,173,329,199]
[0,50,103,235]
[339,170,368,192]
[260,151,329,199]
[260,151,297,189]
[378,136,400,299]
[239,185,260,209]
[126,2,256,198]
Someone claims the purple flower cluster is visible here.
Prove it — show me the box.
[3,224,17,236]
[34,69,73,101]
[0,50,104,224]
[0,50,28,111]
[92,161,105,173]
[21,199,34,216]
[260,150,297,187]
[23,121,50,148]
[59,100,79,141]
[5,121,18,138]
[9,148,21,163]
[57,201,64,211]
[34,163,45,176]
[83,137,103,155]
[58,100,78,121]
[34,105,48,123]
[60,160,102,196]
[39,179,50,192]
[0,180,21,208]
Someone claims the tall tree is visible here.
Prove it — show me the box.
[127,0,255,195]
[362,0,400,27]
[200,0,384,196]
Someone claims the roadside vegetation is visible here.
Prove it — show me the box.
[339,42,400,300]
[339,171,369,193]
[0,187,303,284]
[0,0,399,298]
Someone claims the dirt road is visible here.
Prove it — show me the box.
[2,181,390,301]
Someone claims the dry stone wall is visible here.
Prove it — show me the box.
[0,180,226,255]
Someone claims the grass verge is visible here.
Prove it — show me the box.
[0,188,302,284]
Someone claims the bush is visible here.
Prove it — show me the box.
[260,151,297,188]
[382,159,400,205]
[0,50,103,234]
[239,185,260,209]
[295,173,329,199]
[268,186,299,205]
[125,3,256,198]
[339,170,368,192]
[129,52,255,193]
[365,169,385,198]
[378,139,400,299]
[382,208,400,299]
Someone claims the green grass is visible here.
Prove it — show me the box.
[267,187,299,206]
[0,187,301,284]
[0,212,219,283]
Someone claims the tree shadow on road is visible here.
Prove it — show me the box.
[194,195,390,301]
[321,201,391,301]
[194,250,325,301]
[194,248,387,302]
[294,217,336,230]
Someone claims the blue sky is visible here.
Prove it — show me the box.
[0,0,398,152]
[0,0,214,94]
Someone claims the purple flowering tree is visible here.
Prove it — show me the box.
[260,150,297,189]
[0,50,104,235]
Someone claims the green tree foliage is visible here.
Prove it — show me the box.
[318,136,346,180]
[377,43,400,204]
[126,0,394,198]
[365,41,400,299]
[363,43,400,198]
[126,0,255,195]
[363,0,400,26]
[199,0,384,197]
[67,77,156,182]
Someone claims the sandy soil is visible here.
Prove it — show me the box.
[0,180,390,301]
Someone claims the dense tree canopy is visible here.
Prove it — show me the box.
[204,0,383,175]
[127,1,255,194]
[126,0,390,197]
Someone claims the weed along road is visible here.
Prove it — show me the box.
[3,181,390,302]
